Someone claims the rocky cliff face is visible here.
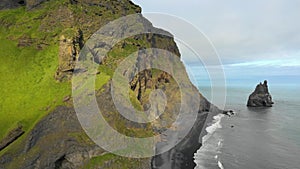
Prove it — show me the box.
[247,80,274,107]
[0,0,219,168]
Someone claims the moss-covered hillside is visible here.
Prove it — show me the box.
[0,0,194,168]
[0,0,141,145]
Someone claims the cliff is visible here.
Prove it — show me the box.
[0,0,219,168]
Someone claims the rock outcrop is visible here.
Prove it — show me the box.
[247,80,274,107]
[55,29,84,81]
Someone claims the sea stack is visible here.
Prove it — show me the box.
[247,80,274,107]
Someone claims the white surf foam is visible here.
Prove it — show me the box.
[202,114,224,144]
[194,113,225,169]
[218,161,225,169]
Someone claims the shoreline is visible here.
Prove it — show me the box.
[151,104,222,169]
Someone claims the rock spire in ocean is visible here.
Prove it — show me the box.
[247,80,274,107]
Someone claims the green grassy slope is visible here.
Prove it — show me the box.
[0,2,114,153]
[0,26,70,141]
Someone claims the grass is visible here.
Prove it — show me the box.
[0,33,111,154]
[84,153,149,169]
[0,3,105,154]
[0,36,71,140]
[0,3,112,155]
[0,6,67,157]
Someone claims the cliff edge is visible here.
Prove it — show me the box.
[0,1,220,168]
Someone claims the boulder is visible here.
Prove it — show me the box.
[247,80,274,107]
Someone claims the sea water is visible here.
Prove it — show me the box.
[194,84,300,169]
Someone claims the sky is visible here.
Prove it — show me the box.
[132,0,300,86]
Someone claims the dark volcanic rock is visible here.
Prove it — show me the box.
[223,110,235,116]
[247,80,274,107]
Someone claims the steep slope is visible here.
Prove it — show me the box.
[0,0,141,147]
[0,0,220,168]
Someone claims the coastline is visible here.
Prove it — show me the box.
[194,113,227,169]
[152,104,222,169]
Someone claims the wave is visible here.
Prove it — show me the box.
[194,113,226,169]
[218,161,225,169]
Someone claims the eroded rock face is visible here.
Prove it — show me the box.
[247,80,274,107]
[55,29,84,82]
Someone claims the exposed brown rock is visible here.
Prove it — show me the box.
[55,29,84,82]
[17,36,34,47]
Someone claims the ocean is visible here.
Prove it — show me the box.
[194,84,300,169]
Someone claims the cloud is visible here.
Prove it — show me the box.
[228,59,300,67]
[133,0,300,62]
[132,0,300,79]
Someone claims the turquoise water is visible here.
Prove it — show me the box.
[195,84,300,169]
